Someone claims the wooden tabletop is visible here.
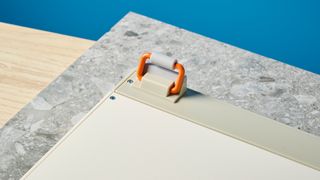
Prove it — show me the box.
[0,22,95,127]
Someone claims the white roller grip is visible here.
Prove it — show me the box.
[150,52,177,70]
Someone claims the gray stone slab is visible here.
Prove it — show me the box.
[0,12,319,179]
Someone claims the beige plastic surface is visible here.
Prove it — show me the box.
[117,72,320,171]
[146,64,178,81]
[134,72,187,103]
[139,73,174,97]
[22,71,320,179]
[22,93,320,180]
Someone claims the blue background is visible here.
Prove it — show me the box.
[1,0,319,74]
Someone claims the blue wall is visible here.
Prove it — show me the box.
[1,0,319,74]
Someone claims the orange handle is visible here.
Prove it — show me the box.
[170,63,185,94]
[136,52,152,81]
[136,52,185,95]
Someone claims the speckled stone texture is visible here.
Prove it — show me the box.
[0,12,319,179]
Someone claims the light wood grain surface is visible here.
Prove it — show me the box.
[0,22,95,127]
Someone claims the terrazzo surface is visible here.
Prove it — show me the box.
[1,12,320,179]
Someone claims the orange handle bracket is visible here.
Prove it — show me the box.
[136,52,185,95]
[136,52,152,81]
